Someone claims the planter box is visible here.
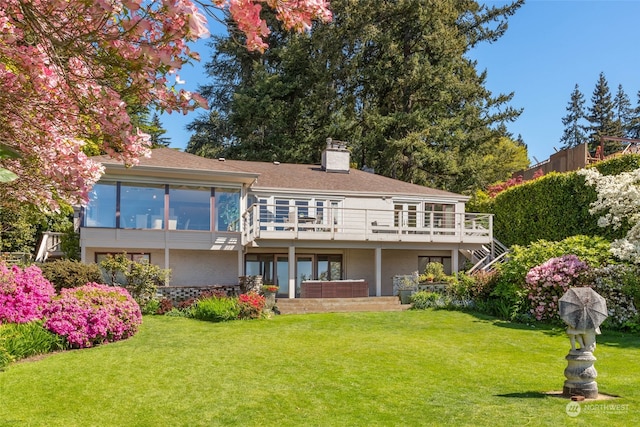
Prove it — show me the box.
[398,289,414,304]
[301,280,368,298]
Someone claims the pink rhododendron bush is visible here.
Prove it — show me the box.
[0,264,55,324]
[524,254,590,322]
[43,283,142,349]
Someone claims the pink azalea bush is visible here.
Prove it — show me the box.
[0,263,55,324]
[524,254,590,322]
[43,283,142,349]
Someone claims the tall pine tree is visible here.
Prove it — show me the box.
[146,113,172,147]
[587,72,618,154]
[627,90,640,139]
[559,84,587,149]
[189,0,527,193]
[613,84,632,137]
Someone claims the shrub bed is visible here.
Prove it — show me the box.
[39,259,103,292]
[0,321,65,363]
[191,295,240,322]
[0,264,55,324]
[43,283,142,348]
[524,254,589,323]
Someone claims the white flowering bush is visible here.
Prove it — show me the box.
[579,167,640,263]
[589,264,640,330]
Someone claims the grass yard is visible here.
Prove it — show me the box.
[0,310,638,426]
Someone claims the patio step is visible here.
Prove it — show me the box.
[275,296,410,315]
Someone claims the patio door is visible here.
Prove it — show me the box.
[296,256,314,297]
[276,256,289,296]
[394,203,418,229]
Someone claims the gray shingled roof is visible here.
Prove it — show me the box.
[93,147,249,175]
[223,160,461,198]
[95,147,463,199]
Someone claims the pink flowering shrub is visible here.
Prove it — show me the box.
[525,254,590,322]
[43,283,142,349]
[0,263,55,324]
[487,169,544,198]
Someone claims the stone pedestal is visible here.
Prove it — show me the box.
[563,350,598,399]
[264,291,276,310]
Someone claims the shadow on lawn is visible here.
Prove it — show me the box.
[495,391,549,399]
[597,331,640,349]
[481,314,640,349]
[457,310,640,348]
[492,319,640,348]
[464,310,566,338]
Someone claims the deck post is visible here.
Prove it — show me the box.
[237,249,243,280]
[451,248,459,273]
[375,247,382,297]
[289,245,296,299]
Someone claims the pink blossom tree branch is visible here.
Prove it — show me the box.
[0,0,331,210]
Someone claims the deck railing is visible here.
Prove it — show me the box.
[242,203,492,245]
[35,231,64,262]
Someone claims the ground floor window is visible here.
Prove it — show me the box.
[418,256,452,276]
[245,253,343,296]
[95,252,151,284]
[95,252,150,264]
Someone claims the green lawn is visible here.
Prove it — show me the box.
[0,310,638,426]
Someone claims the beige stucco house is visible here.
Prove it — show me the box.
[80,143,495,298]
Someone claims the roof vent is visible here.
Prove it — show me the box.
[322,138,350,173]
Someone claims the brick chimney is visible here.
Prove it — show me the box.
[321,138,350,173]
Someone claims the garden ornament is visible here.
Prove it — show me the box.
[558,287,608,399]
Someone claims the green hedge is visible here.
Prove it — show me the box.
[39,259,104,292]
[487,154,640,247]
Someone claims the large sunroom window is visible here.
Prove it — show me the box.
[84,182,117,228]
[83,182,241,232]
[170,186,211,231]
[120,184,165,229]
[215,188,240,231]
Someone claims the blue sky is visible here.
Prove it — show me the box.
[161,0,640,165]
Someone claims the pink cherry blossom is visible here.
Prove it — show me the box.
[0,0,331,210]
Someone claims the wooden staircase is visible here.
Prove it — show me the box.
[275,296,410,315]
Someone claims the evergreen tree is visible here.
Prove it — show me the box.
[626,90,640,139]
[145,113,172,147]
[559,84,587,149]
[586,72,618,154]
[188,0,526,193]
[186,110,230,158]
[613,84,632,137]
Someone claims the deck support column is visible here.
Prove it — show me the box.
[237,248,244,280]
[289,245,296,299]
[375,247,382,297]
[451,248,459,274]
